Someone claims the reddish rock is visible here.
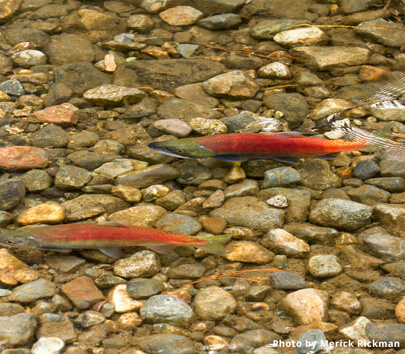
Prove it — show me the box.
[0,146,48,171]
[30,103,79,126]
[61,276,105,309]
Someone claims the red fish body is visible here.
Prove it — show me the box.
[196,133,366,158]
[148,132,368,163]
[0,223,230,257]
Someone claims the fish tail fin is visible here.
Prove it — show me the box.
[197,234,232,256]
[339,126,405,160]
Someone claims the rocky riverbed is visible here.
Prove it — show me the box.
[0,0,405,353]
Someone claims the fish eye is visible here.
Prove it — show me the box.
[176,149,185,153]
[5,239,14,244]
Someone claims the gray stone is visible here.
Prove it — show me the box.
[167,263,206,279]
[283,223,339,244]
[259,188,311,223]
[153,119,192,137]
[177,44,199,59]
[54,62,111,95]
[0,313,36,347]
[203,70,259,99]
[292,46,370,71]
[54,165,91,190]
[31,124,69,148]
[115,164,180,189]
[114,250,161,278]
[365,323,405,348]
[295,329,328,354]
[121,97,157,119]
[68,151,119,171]
[8,278,57,303]
[365,177,405,193]
[274,27,328,47]
[309,198,373,231]
[224,179,259,198]
[94,159,148,178]
[0,179,25,211]
[210,197,284,233]
[108,204,166,227]
[346,185,391,205]
[140,295,193,327]
[23,169,53,192]
[263,167,301,188]
[357,18,405,48]
[155,213,201,235]
[45,255,85,273]
[31,337,64,354]
[250,19,309,39]
[127,278,162,299]
[62,194,130,221]
[269,271,306,290]
[194,286,236,320]
[11,49,47,68]
[368,278,405,298]
[373,203,405,238]
[190,0,245,14]
[125,59,226,91]
[37,313,76,343]
[76,311,106,328]
[262,228,310,257]
[263,93,309,128]
[0,79,24,96]
[157,97,221,120]
[307,255,342,278]
[176,160,212,185]
[296,159,340,190]
[230,329,280,352]
[353,160,380,180]
[362,229,405,262]
[137,334,195,354]
[380,159,405,178]
[45,33,95,65]
[84,84,146,106]
[198,13,242,30]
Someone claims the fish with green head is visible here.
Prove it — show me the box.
[0,222,231,258]
[148,132,370,164]
[148,138,215,159]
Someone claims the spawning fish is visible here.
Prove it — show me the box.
[148,132,369,164]
[0,222,231,258]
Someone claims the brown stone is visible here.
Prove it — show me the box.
[61,276,105,309]
[30,103,79,126]
[201,216,227,234]
[0,146,48,171]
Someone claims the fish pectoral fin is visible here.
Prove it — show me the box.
[312,153,339,159]
[99,221,131,228]
[99,248,122,259]
[145,244,176,254]
[270,156,302,164]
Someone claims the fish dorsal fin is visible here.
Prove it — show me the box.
[261,131,304,137]
[145,244,176,254]
[99,248,122,258]
[99,221,131,228]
